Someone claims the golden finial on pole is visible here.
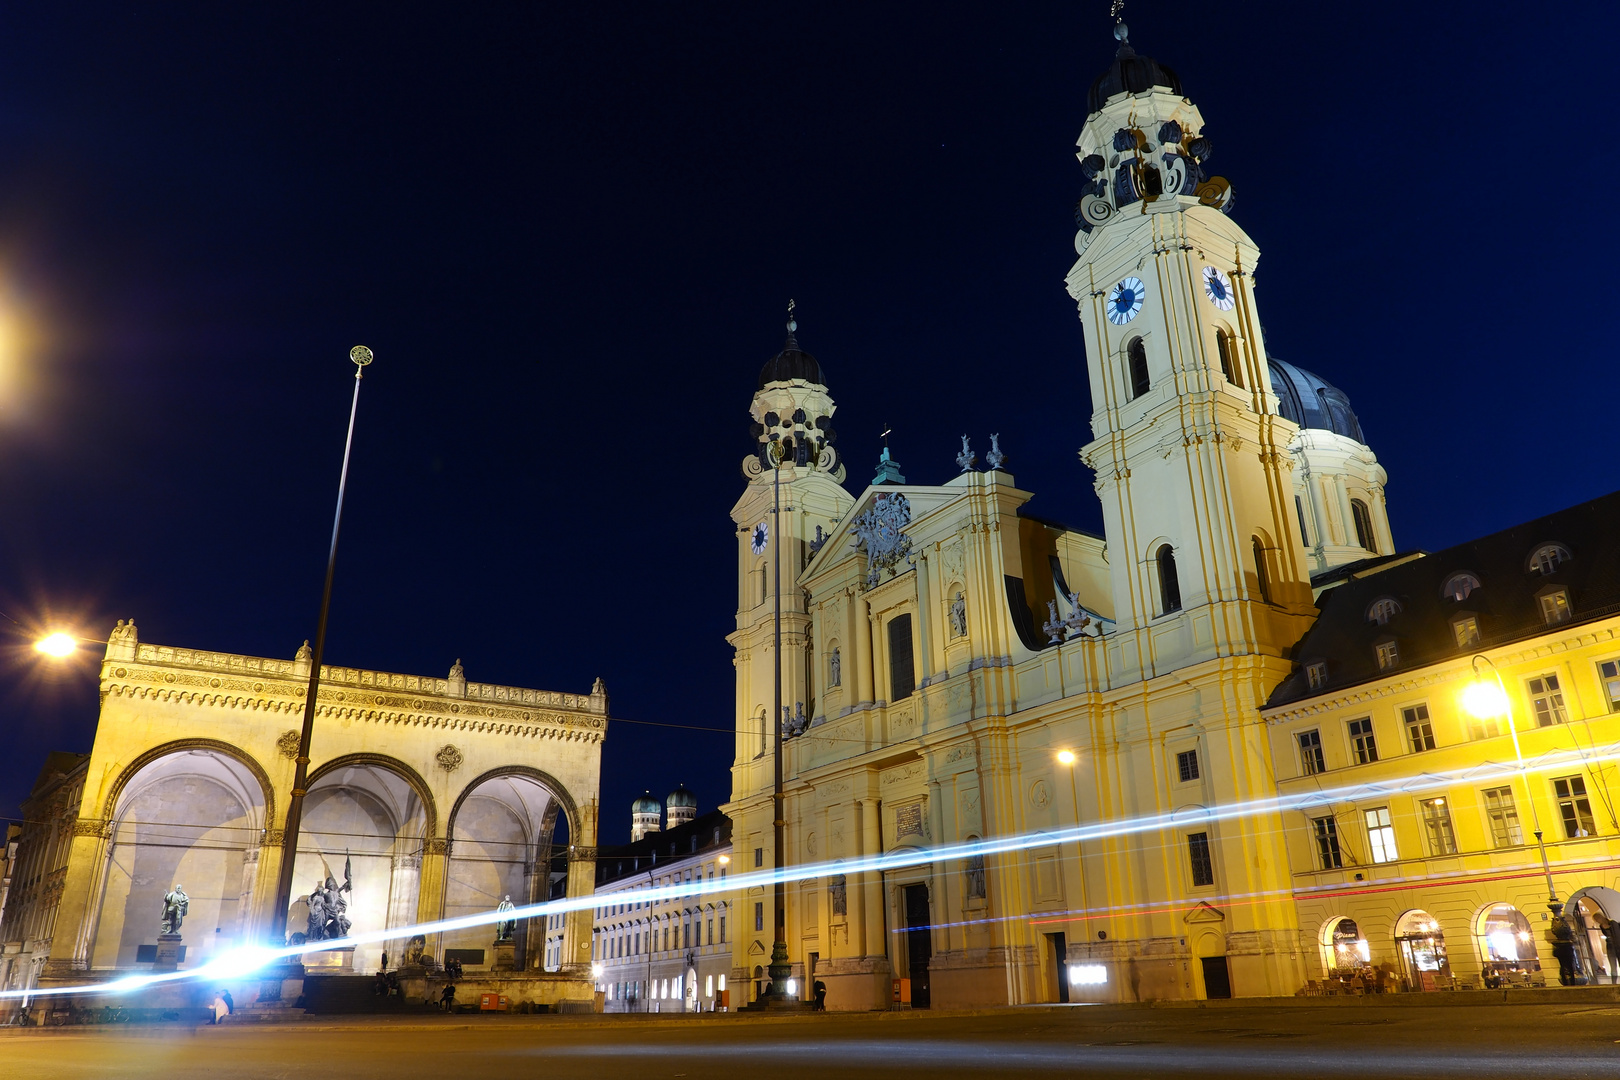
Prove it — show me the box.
[350,345,374,377]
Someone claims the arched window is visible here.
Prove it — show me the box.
[1128,339,1151,399]
[888,614,915,701]
[1529,543,1571,575]
[1157,544,1182,614]
[1216,329,1241,387]
[1252,537,1270,603]
[1442,572,1480,602]
[1351,499,1375,551]
[1367,597,1401,625]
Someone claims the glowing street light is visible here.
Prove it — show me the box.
[33,632,77,658]
[1055,749,1076,766]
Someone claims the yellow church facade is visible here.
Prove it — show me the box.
[721,25,1620,1009]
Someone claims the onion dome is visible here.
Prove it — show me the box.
[666,785,698,809]
[758,308,825,388]
[632,791,660,815]
[1088,22,1184,115]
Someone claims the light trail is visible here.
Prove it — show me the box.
[9,735,1620,1002]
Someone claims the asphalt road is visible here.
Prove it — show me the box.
[4,1003,1619,1080]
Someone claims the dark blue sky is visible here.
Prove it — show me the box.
[1,3,1615,842]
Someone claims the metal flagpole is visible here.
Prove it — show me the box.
[767,444,793,998]
[268,345,374,947]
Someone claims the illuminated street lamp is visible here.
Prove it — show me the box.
[33,632,77,658]
[1461,655,1559,911]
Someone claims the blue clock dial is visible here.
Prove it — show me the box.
[1201,265,1235,311]
[1106,277,1145,325]
[750,521,769,555]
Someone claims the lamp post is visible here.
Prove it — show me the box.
[1461,655,1559,910]
[765,438,794,1001]
[268,346,374,947]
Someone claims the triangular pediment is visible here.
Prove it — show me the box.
[747,938,767,955]
[799,481,982,582]
[1183,900,1226,924]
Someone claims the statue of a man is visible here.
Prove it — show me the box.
[160,884,189,935]
[949,592,967,638]
[306,888,328,942]
[321,874,352,940]
[495,896,517,941]
[829,647,841,687]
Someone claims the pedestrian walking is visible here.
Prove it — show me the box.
[440,983,457,1013]
[813,979,827,1011]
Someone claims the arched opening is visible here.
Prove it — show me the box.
[1251,536,1270,603]
[1320,916,1370,977]
[1394,909,1451,990]
[445,769,574,973]
[1128,340,1150,399]
[1351,499,1376,552]
[92,746,270,971]
[294,758,431,972]
[1216,329,1241,387]
[1475,903,1541,986]
[1566,886,1620,985]
[1156,544,1181,615]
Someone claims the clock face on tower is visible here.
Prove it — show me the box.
[750,521,769,554]
[1106,277,1145,325]
[1201,266,1235,311]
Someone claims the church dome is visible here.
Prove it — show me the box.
[1088,33,1184,114]
[632,792,660,815]
[1267,357,1366,443]
[666,785,697,809]
[758,333,824,388]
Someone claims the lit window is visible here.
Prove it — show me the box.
[1176,749,1200,783]
[1187,832,1215,887]
[1348,718,1378,765]
[1529,544,1571,575]
[1375,640,1399,671]
[1368,598,1401,625]
[1442,573,1480,602]
[1298,729,1325,776]
[1351,499,1376,552]
[1403,704,1435,752]
[1528,674,1567,727]
[1482,786,1522,847]
[1364,807,1397,863]
[1452,617,1480,647]
[1312,815,1343,870]
[1553,776,1595,838]
[1600,659,1620,712]
[1418,797,1457,856]
[1539,590,1571,626]
[1306,662,1327,690]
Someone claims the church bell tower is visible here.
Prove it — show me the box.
[1066,21,1315,674]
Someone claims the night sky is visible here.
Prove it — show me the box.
[1,3,1615,844]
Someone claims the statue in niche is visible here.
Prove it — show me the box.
[828,647,841,687]
[495,896,517,941]
[829,874,847,917]
[307,857,353,942]
[949,592,967,638]
[965,852,987,902]
[159,884,189,935]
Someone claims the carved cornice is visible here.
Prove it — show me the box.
[262,829,286,847]
[570,846,599,861]
[72,816,112,839]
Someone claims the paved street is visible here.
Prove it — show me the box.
[4,1003,1620,1080]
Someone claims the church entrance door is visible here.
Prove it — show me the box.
[902,884,932,1008]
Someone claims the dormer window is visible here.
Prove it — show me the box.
[1306,661,1327,690]
[1452,616,1481,648]
[1375,640,1400,671]
[1529,544,1571,575]
[1539,588,1572,626]
[1442,573,1480,602]
[1367,598,1401,626]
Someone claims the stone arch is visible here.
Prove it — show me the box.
[305,752,437,838]
[447,765,580,843]
[102,738,274,826]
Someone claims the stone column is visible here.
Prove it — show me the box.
[916,554,935,687]
[42,820,111,982]
[250,829,286,944]
[858,797,884,962]
[852,592,874,707]
[386,853,422,934]
[561,847,598,973]
[415,839,449,959]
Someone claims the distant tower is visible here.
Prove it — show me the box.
[665,785,698,829]
[631,791,661,842]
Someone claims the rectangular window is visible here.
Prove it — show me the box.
[1600,659,1620,712]
[708,918,714,945]
[1467,712,1500,741]
[1403,704,1435,753]
[1348,717,1378,765]
[1528,674,1567,727]
[1375,640,1399,670]
[1187,832,1215,887]
[1176,749,1200,783]
[754,901,764,933]
[888,614,916,701]
[1365,807,1397,863]
[1298,729,1325,776]
[1418,797,1458,856]
[719,915,726,942]
[1554,776,1596,838]
[1483,786,1523,847]
[1540,590,1572,625]
[1453,617,1480,647]
[1311,815,1343,870]
[754,847,764,868]
[1306,662,1327,691]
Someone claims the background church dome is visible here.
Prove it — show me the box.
[632,792,660,815]
[758,335,824,388]
[1267,357,1366,443]
[666,785,697,809]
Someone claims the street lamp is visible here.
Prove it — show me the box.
[1461,655,1559,911]
[764,432,793,1002]
[33,632,77,658]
